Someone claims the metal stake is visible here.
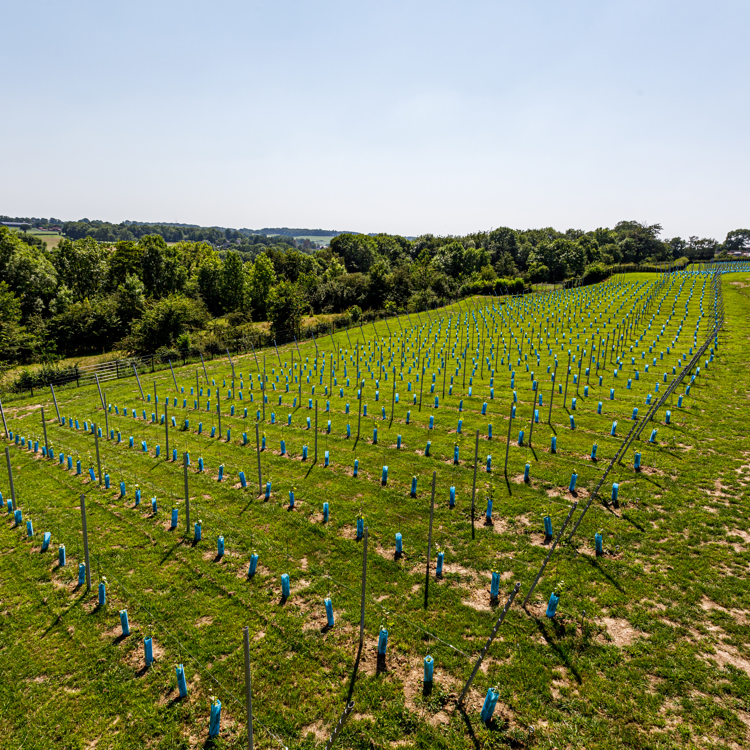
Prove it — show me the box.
[243,626,255,750]
[80,494,91,591]
[49,384,61,423]
[325,701,355,750]
[184,453,191,532]
[471,430,479,540]
[94,423,102,486]
[255,423,262,494]
[523,502,578,607]
[41,407,49,458]
[458,582,521,706]
[132,363,145,399]
[424,471,436,608]
[6,447,17,511]
[504,401,513,476]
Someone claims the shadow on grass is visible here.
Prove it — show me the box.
[376,653,387,675]
[42,590,86,638]
[532,616,583,685]
[582,554,625,594]
[620,513,647,532]
[456,705,481,750]
[160,541,183,564]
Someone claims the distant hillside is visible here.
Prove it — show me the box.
[1,215,356,244]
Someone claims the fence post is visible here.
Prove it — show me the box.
[80,495,91,592]
[314,400,318,463]
[165,401,169,458]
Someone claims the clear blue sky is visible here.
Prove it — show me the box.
[2,0,747,241]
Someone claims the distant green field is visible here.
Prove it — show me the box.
[290,234,337,245]
[8,227,63,249]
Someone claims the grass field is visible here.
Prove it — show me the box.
[8,227,64,249]
[290,235,337,246]
[1,272,749,750]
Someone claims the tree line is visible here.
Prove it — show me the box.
[0,218,747,378]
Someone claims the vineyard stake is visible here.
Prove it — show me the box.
[132,363,145,399]
[523,502,578,608]
[471,430,479,540]
[41,407,49,459]
[80,494,91,592]
[94,423,102,486]
[184,452,191,532]
[457,582,521,706]
[243,626,255,750]
[424,471,436,609]
[6,447,17,510]
[255,422,262,494]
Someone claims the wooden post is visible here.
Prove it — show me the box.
[314,400,318,463]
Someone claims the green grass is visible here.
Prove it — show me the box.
[1,274,749,749]
[290,235,336,246]
[7,226,64,249]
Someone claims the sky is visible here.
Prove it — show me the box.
[1,0,747,240]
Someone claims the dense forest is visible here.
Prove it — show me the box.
[0,215,747,382]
